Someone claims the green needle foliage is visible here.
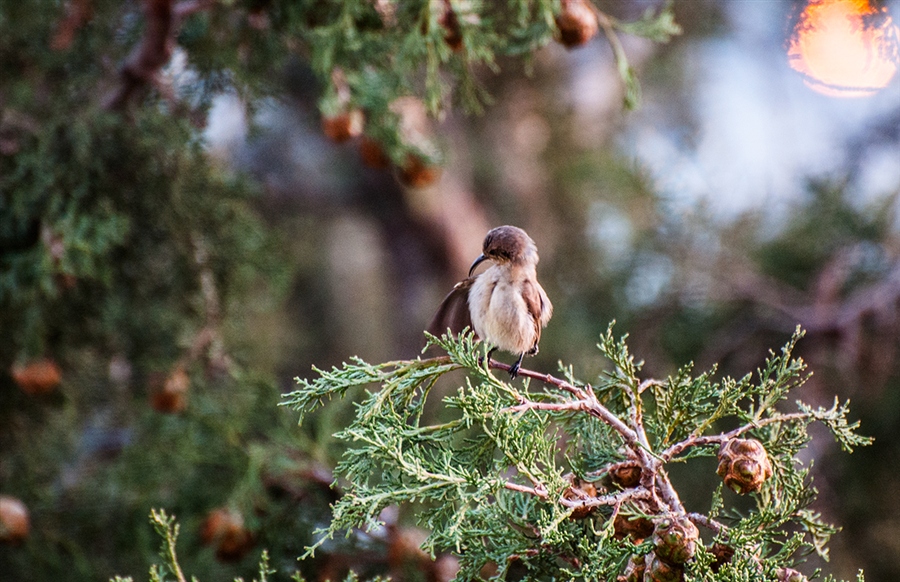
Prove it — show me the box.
[284,326,871,581]
[112,510,282,582]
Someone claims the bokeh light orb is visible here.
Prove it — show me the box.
[787,0,900,97]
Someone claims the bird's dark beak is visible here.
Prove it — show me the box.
[468,254,487,277]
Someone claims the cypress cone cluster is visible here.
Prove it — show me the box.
[615,515,700,581]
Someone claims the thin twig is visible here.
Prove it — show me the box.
[489,359,587,399]
[638,379,665,394]
[654,469,684,513]
[488,359,684,513]
[103,0,174,110]
[503,400,588,414]
[503,481,548,499]
[173,0,215,18]
[558,487,653,511]
[661,411,814,461]
[687,512,728,535]
[490,360,640,444]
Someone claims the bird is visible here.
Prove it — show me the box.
[428,225,553,378]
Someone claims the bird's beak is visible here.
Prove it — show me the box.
[468,254,487,277]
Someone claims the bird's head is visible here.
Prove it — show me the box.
[468,225,539,276]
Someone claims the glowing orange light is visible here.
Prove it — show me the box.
[787,0,899,97]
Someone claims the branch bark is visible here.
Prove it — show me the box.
[103,0,175,111]
[488,358,684,513]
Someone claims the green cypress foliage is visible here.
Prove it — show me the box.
[284,327,870,581]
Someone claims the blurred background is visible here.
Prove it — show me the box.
[1,0,898,580]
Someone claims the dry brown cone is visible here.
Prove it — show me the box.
[613,512,654,541]
[322,109,365,143]
[716,438,774,494]
[617,554,646,582]
[644,552,684,582]
[777,567,808,582]
[11,359,61,395]
[359,136,391,169]
[710,542,735,573]
[652,515,699,566]
[149,366,190,414]
[388,97,442,187]
[439,0,463,51]
[563,478,598,519]
[610,464,641,488]
[478,561,499,580]
[0,495,30,544]
[555,0,598,48]
[201,508,254,562]
[398,154,442,188]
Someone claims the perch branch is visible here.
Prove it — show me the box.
[489,359,684,513]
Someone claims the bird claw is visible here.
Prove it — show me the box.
[509,352,525,379]
[478,348,497,370]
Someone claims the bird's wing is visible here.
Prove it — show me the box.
[538,284,553,326]
[521,279,551,351]
[427,278,475,339]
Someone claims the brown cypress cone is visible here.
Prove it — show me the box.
[149,366,189,414]
[777,568,808,582]
[359,136,390,169]
[652,515,699,566]
[201,508,253,562]
[613,513,654,540]
[610,464,641,488]
[618,554,646,582]
[439,0,463,51]
[710,543,735,573]
[0,495,30,544]
[563,478,598,519]
[643,553,684,582]
[321,109,364,143]
[398,154,441,188]
[555,0,598,48]
[716,438,774,494]
[11,359,61,395]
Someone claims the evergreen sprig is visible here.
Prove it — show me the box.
[285,325,870,581]
[111,511,284,582]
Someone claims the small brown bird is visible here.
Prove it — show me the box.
[428,225,553,378]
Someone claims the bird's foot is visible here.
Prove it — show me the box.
[509,352,526,379]
[479,347,497,370]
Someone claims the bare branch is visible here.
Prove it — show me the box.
[503,400,588,414]
[489,359,587,399]
[173,0,216,19]
[51,0,93,51]
[103,0,174,110]
[503,481,549,499]
[638,379,665,394]
[661,411,815,461]
[558,487,653,512]
[688,512,728,535]
[489,359,687,513]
